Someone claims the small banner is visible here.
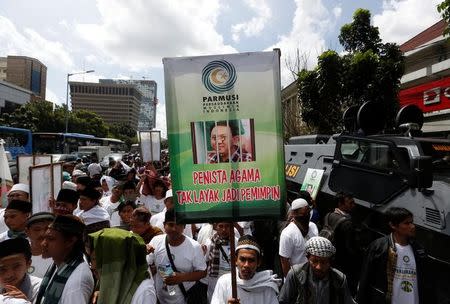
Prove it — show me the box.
[300,168,324,200]
[163,51,286,223]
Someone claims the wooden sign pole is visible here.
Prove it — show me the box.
[229,224,238,300]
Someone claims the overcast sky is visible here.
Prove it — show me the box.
[0,0,442,137]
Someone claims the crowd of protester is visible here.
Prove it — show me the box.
[0,151,432,304]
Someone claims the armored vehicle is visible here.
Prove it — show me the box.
[285,102,450,302]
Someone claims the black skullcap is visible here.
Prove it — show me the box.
[76,176,91,186]
[6,200,32,213]
[49,215,85,238]
[79,186,102,201]
[164,208,176,223]
[56,189,80,205]
[89,179,102,189]
[26,212,55,228]
[0,238,32,260]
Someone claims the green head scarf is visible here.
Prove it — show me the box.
[89,228,148,304]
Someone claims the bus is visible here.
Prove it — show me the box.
[100,138,127,152]
[33,132,104,154]
[0,126,33,159]
[33,133,126,154]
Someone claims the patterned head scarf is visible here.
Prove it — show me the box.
[305,236,336,258]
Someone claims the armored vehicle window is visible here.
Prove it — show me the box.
[340,139,398,170]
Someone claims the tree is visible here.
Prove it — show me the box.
[297,9,404,134]
[109,122,138,148]
[438,1,450,36]
[0,101,110,137]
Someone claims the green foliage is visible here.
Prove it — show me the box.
[297,8,404,134]
[0,101,110,137]
[108,122,138,148]
[438,1,450,36]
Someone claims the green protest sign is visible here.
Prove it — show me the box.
[163,51,286,223]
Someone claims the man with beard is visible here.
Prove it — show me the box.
[279,236,354,304]
[279,198,318,277]
[147,209,207,304]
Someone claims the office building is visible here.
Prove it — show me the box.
[0,56,47,99]
[399,20,450,136]
[69,81,142,130]
[100,79,157,130]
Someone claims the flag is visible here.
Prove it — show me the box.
[0,139,13,208]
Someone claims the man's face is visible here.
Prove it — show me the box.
[7,191,29,203]
[236,249,259,280]
[79,195,96,211]
[163,221,185,241]
[391,216,415,239]
[216,222,231,240]
[210,125,236,157]
[308,255,331,279]
[119,206,134,224]
[111,187,123,199]
[41,228,74,260]
[341,197,355,213]
[164,197,174,210]
[26,221,52,246]
[53,201,77,216]
[4,210,29,231]
[130,216,148,235]
[0,254,30,288]
[123,189,136,201]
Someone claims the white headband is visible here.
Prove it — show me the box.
[235,244,261,254]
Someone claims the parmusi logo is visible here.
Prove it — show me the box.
[202,60,237,94]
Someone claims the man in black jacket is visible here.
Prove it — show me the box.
[279,236,355,304]
[357,207,432,304]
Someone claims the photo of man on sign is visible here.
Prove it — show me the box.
[208,120,253,163]
[191,119,255,164]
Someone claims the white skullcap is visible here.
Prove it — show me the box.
[305,236,336,258]
[62,181,77,191]
[71,169,86,177]
[9,183,29,194]
[291,198,308,211]
[165,189,173,199]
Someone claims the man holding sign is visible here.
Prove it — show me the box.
[211,235,280,304]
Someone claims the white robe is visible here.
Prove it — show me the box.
[211,270,280,304]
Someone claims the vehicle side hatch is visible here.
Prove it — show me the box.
[329,136,409,204]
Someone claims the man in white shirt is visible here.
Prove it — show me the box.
[0,200,32,242]
[357,207,433,304]
[279,198,318,277]
[211,235,280,304]
[75,186,110,234]
[87,156,102,180]
[0,238,41,303]
[147,209,207,304]
[36,215,94,304]
[0,184,30,234]
[150,189,194,238]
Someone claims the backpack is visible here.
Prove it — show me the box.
[319,212,348,244]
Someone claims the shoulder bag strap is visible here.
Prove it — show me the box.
[218,244,230,264]
[165,235,188,298]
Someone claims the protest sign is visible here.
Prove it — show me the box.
[164,51,286,223]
